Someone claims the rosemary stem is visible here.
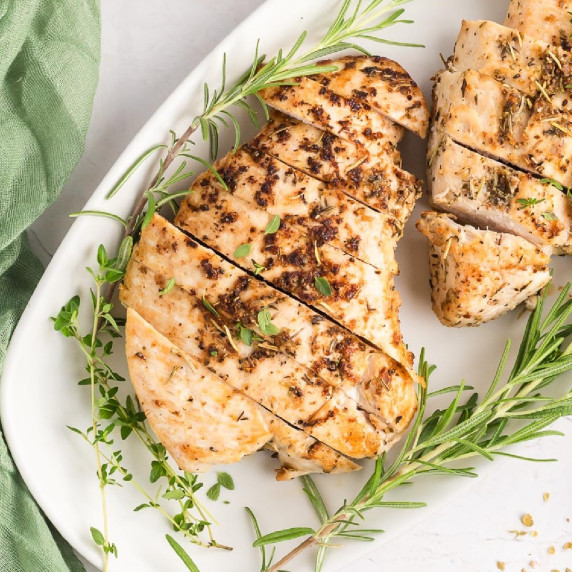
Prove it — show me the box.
[102,121,199,310]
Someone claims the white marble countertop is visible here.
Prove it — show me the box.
[29,1,572,571]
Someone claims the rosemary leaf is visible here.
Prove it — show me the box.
[253,527,316,547]
[165,534,200,572]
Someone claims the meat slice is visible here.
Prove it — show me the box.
[175,187,412,369]
[431,69,572,186]
[195,144,399,269]
[250,112,422,227]
[452,20,572,98]
[125,214,418,436]
[126,307,272,472]
[126,309,359,479]
[259,76,404,153]
[429,135,572,253]
[504,0,572,48]
[416,212,552,327]
[311,55,429,137]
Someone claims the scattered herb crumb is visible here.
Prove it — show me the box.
[159,277,176,296]
[234,243,252,259]
[252,259,266,275]
[522,513,534,527]
[509,529,527,538]
[202,295,219,317]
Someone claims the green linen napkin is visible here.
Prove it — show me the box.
[0,1,100,570]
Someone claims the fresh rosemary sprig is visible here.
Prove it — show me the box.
[253,284,572,572]
[196,0,421,159]
[53,241,230,570]
[84,0,419,309]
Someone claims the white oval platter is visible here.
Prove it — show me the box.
[2,1,570,571]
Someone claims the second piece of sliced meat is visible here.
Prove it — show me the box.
[416,212,552,327]
[251,111,421,227]
[428,135,572,253]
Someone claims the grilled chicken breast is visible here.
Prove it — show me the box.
[311,55,429,137]
[505,0,572,48]
[126,309,360,479]
[452,20,572,99]
[259,76,405,153]
[432,69,572,186]
[122,55,425,477]
[416,212,552,327]
[196,144,399,269]
[175,189,412,369]
[251,111,421,227]
[429,135,572,252]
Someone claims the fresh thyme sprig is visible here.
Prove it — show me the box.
[53,242,230,570]
[253,284,572,572]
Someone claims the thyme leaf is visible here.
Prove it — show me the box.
[264,215,281,235]
[234,243,252,259]
[257,307,280,336]
[314,276,332,297]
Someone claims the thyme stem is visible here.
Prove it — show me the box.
[90,280,111,571]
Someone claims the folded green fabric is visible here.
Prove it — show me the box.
[0,1,100,570]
